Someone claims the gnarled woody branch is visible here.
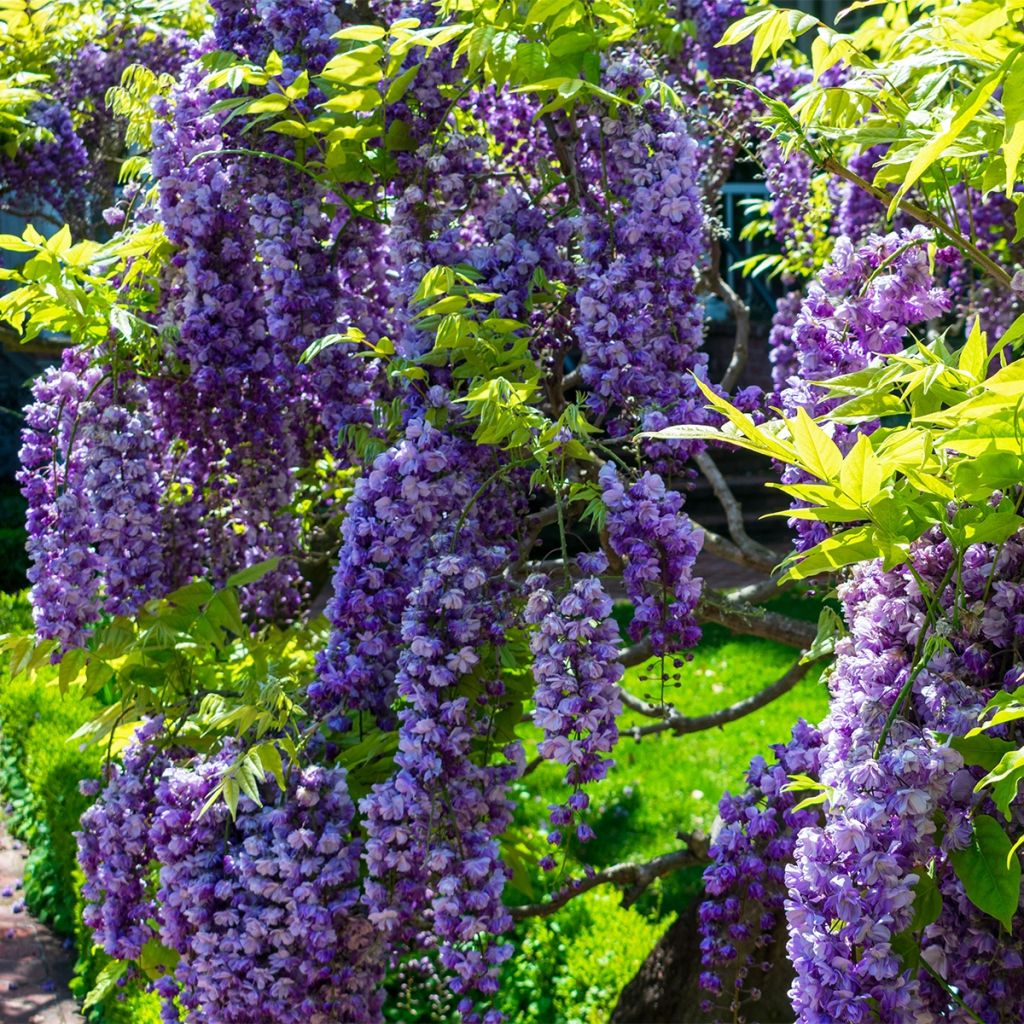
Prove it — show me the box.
[705,236,751,394]
[509,834,710,921]
[698,588,817,649]
[619,655,815,738]
[694,449,777,571]
[617,588,817,668]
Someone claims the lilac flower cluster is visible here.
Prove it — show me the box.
[772,228,951,550]
[768,290,803,401]
[779,227,950,416]
[698,720,822,1019]
[783,533,1024,1023]
[0,101,88,222]
[18,350,166,647]
[600,465,704,655]
[312,421,490,723]
[574,61,708,443]
[150,754,383,1024]
[77,717,169,961]
[361,540,523,1021]
[524,555,624,862]
[681,0,749,79]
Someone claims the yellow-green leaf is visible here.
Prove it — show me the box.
[958,317,988,381]
[839,433,884,506]
[890,69,1003,216]
[789,407,843,482]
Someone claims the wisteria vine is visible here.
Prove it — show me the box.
[7,1,1024,1023]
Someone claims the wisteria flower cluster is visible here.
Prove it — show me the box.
[698,719,822,1019]
[35,1,1024,1022]
[150,753,382,1024]
[575,60,708,443]
[361,539,523,1017]
[524,555,624,862]
[600,465,704,655]
[18,349,166,647]
[78,717,170,962]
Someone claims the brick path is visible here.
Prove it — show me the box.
[0,821,82,1024]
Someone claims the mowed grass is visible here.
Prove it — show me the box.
[515,597,832,910]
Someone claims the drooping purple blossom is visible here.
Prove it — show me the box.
[524,554,624,856]
[151,752,384,1024]
[18,350,166,647]
[575,60,708,446]
[699,719,823,1020]
[600,465,704,656]
[77,717,169,961]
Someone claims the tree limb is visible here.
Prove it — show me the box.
[700,524,770,573]
[705,237,751,393]
[517,505,562,566]
[620,656,815,738]
[698,589,817,649]
[694,450,778,569]
[509,836,710,921]
[618,636,654,667]
[822,156,1013,290]
[728,575,790,605]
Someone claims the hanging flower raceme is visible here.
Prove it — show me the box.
[77,717,171,962]
[574,60,707,450]
[150,753,383,1024]
[361,538,524,1022]
[524,553,624,864]
[18,350,167,648]
[0,101,88,222]
[698,719,823,1020]
[771,227,951,550]
[312,420,495,724]
[600,465,704,656]
[783,532,1024,1024]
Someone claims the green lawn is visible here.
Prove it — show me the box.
[486,602,832,1024]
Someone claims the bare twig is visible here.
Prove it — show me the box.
[699,525,776,573]
[729,575,790,605]
[618,636,654,668]
[517,505,561,566]
[695,450,778,569]
[509,836,709,921]
[620,656,815,738]
[543,113,581,210]
[698,589,817,649]
[705,237,751,393]
[822,156,1013,290]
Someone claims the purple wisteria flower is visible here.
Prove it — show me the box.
[524,555,624,858]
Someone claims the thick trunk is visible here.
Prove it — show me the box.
[610,896,795,1024]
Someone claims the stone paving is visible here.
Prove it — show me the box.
[0,820,82,1024]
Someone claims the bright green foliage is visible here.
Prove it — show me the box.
[500,890,671,1024]
[950,814,1022,932]
[726,0,1024,286]
[647,307,1024,929]
[647,317,1024,586]
[0,222,171,347]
